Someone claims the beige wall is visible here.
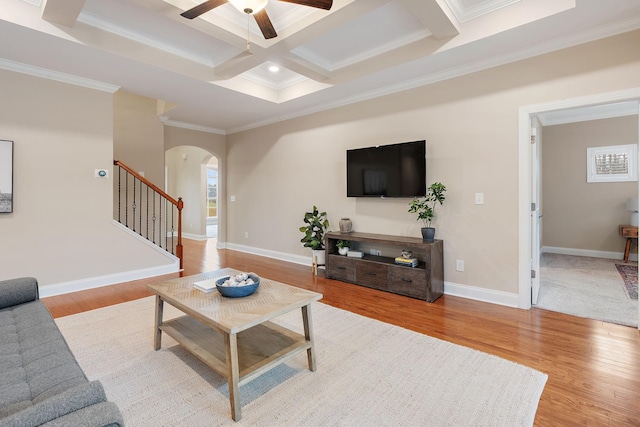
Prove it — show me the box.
[542,116,638,252]
[113,91,165,186]
[0,70,173,288]
[164,126,226,242]
[226,30,640,295]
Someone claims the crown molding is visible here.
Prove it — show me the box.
[77,11,217,67]
[240,70,307,91]
[0,58,119,93]
[227,16,640,134]
[293,28,430,72]
[444,0,522,23]
[161,117,227,135]
[538,101,639,126]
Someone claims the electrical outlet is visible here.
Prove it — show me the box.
[244,232,249,238]
[475,193,484,205]
[370,249,382,256]
[456,260,465,272]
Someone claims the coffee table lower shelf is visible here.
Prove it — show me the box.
[161,316,311,387]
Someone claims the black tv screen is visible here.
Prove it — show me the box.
[347,140,426,198]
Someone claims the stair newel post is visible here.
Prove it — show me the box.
[177,197,184,270]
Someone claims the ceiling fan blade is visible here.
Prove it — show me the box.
[278,0,333,10]
[181,0,228,19]
[254,9,277,39]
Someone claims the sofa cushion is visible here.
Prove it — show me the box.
[0,301,87,418]
[0,381,123,427]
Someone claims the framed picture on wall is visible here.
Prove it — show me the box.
[0,140,13,213]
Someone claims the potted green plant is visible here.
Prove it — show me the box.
[299,205,329,265]
[408,182,446,241]
[336,240,352,255]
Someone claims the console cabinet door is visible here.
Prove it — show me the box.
[355,262,388,290]
[388,265,428,300]
[327,255,356,282]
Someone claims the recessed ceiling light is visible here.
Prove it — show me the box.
[268,65,280,73]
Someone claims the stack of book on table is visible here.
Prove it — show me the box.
[193,278,219,293]
[394,256,418,267]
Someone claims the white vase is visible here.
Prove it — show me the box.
[338,247,349,256]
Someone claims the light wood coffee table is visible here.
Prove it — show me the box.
[147,268,322,421]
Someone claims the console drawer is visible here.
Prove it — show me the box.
[388,265,427,300]
[327,255,355,282]
[355,262,388,290]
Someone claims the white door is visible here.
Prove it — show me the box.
[530,118,542,304]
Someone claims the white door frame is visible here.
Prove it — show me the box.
[518,88,640,318]
[530,117,542,304]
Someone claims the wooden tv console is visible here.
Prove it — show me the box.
[325,231,444,302]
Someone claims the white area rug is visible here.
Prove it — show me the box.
[56,297,547,426]
[535,253,638,327]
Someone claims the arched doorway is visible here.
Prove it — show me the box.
[165,146,222,243]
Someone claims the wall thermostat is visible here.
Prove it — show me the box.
[95,169,109,178]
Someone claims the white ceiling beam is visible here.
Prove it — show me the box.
[278,53,331,82]
[41,0,87,27]
[212,0,387,80]
[398,0,459,40]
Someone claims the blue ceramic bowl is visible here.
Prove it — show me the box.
[215,273,260,298]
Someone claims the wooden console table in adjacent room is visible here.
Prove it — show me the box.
[618,225,638,263]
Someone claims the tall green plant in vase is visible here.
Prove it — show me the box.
[408,182,446,241]
[299,205,329,266]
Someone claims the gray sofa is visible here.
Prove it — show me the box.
[0,277,124,427]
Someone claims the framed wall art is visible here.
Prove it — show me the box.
[0,140,13,213]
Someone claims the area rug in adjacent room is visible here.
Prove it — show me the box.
[56,297,547,426]
[615,263,638,300]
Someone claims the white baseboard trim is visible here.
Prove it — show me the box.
[183,232,208,241]
[225,243,312,266]
[39,261,180,298]
[542,246,638,262]
[112,221,183,254]
[444,281,520,308]
[38,222,182,298]
[226,242,520,308]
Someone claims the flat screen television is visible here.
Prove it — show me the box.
[346,140,426,198]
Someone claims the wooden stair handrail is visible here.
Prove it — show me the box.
[114,160,180,206]
[113,160,184,269]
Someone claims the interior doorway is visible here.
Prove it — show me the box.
[518,88,640,329]
[531,114,639,327]
[165,146,222,243]
[206,157,218,239]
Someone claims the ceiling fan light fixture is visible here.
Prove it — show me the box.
[228,0,268,15]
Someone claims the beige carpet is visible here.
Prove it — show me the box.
[535,253,638,327]
[56,297,547,426]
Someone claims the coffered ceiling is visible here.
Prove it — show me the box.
[1,0,640,133]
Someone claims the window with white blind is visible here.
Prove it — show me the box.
[586,144,638,183]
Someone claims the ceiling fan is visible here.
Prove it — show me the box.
[181,0,333,40]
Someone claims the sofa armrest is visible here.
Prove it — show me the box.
[0,277,39,309]
[0,381,121,427]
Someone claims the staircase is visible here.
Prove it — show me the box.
[113,160,183,269]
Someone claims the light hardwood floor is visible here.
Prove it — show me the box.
[42,239,640,426]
